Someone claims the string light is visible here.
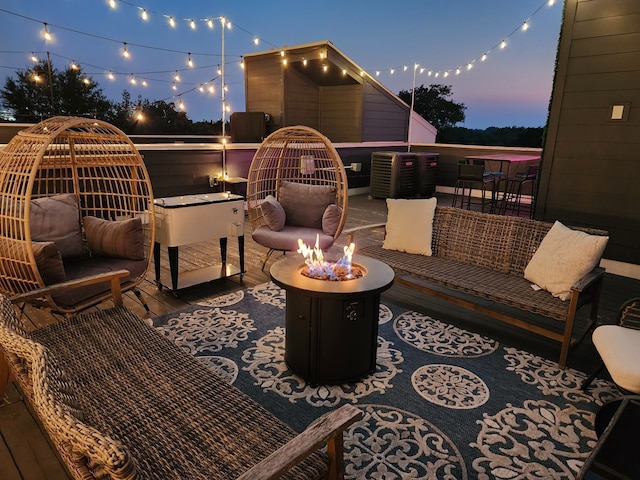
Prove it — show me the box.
[174,71,180,82]
[253,37,259,46]
[107,71,115,80]
[42,23,52,42]
[130,75,137,85]
[187,54,193,67]
[522,21,530,31]
[168,16,175,28]
[141,79,148,86]
[33,73,41,83]
[189,19,196,30]
[70,61,79,70]
[207,18,214,29]
[122,42,130,58]
[178,96,185,110]
[108,0,117,9]
[140,8,148,21]
[30,52,39,62]
[500,39,507,49]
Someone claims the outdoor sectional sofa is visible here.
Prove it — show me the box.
[0,294,362,479]
[346,202,609,368]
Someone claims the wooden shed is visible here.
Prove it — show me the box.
[241,40,436,143]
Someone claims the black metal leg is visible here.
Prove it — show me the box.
[168,246,179,291]
[238,235,245,273]
[220,237,228,264]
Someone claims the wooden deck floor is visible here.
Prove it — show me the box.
[2,193,639,479]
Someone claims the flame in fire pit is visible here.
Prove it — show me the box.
[297,235,361,281]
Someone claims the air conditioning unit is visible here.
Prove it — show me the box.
[369,152,416,199]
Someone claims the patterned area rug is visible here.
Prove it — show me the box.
[151,282,619,479]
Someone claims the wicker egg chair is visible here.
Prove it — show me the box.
[0,116,155,315]
[247,125,348,270]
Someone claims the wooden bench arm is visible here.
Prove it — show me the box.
[343,222,387,245]
[237,404,363,480]
[570,267,605,293]
[10,270,130,306]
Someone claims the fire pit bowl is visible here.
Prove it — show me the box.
[270,254,394,385]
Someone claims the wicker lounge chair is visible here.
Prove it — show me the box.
[0,116,154,315]
[247,126,348,270]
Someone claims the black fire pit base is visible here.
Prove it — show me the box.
[270,255,394,386]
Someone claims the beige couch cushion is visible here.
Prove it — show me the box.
[32,241,66,285]
[261,195,286,231]
[524,220,608,301]
[383,198,437,256]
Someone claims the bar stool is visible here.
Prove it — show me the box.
[452,162,497,213]
[501,165,538,217]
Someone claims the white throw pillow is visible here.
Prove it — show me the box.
[382,198,437,256]
[524,220,608,301]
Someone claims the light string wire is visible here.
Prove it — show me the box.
[0,0,556,113]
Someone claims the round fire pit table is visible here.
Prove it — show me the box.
[270,254,394,385]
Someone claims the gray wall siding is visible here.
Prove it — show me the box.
[283,68,320,129]
[245,56,284,129]
[539,0,640,263]
[319,85,362,143]
[362,82,409,142]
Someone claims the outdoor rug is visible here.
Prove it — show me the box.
[150,281,619,479]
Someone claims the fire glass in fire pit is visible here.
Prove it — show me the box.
[297,236,363,281]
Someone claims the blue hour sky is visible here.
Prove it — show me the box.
[0,0,563,129]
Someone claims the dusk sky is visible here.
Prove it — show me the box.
[0,0,563,129]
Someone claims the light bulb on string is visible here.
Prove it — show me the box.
[207,18,214,29]
[467,62,473,70]
[187,54,193,67]
[419,68,425,74]
[240,59,245,69]
[375,70,380,76]
[190,19,196,30]
[33,73,41,83]
[108,0,116,9]
[140,8,148,21]
[122,42,130,58]
[208,85,214,94]
[168,16,175,28]
[107,71,115,80]
[217,67,222,75]
[390,68,394,74]
[30,52,38,62]
[444,71,450,78]
[178,97,185,110]
[42,23,52,42]
[83,77,90,85]
[130,75,136,85]
[70,61,79,70]
[403,65,408,71]
[302,58,307,66]
[199,85,205,93]
[500,40,507,49]
[481,53,488,62]
[522,21,530,31]
[172,83,177,91]
[142,79,147,86]
[253,37,259,46]
[174,71,180,82]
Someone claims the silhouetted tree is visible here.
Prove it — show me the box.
[398,84,466,129]
[1,61,111,122]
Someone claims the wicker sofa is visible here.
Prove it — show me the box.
[0,295,361,480]
[346,205,609,368]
